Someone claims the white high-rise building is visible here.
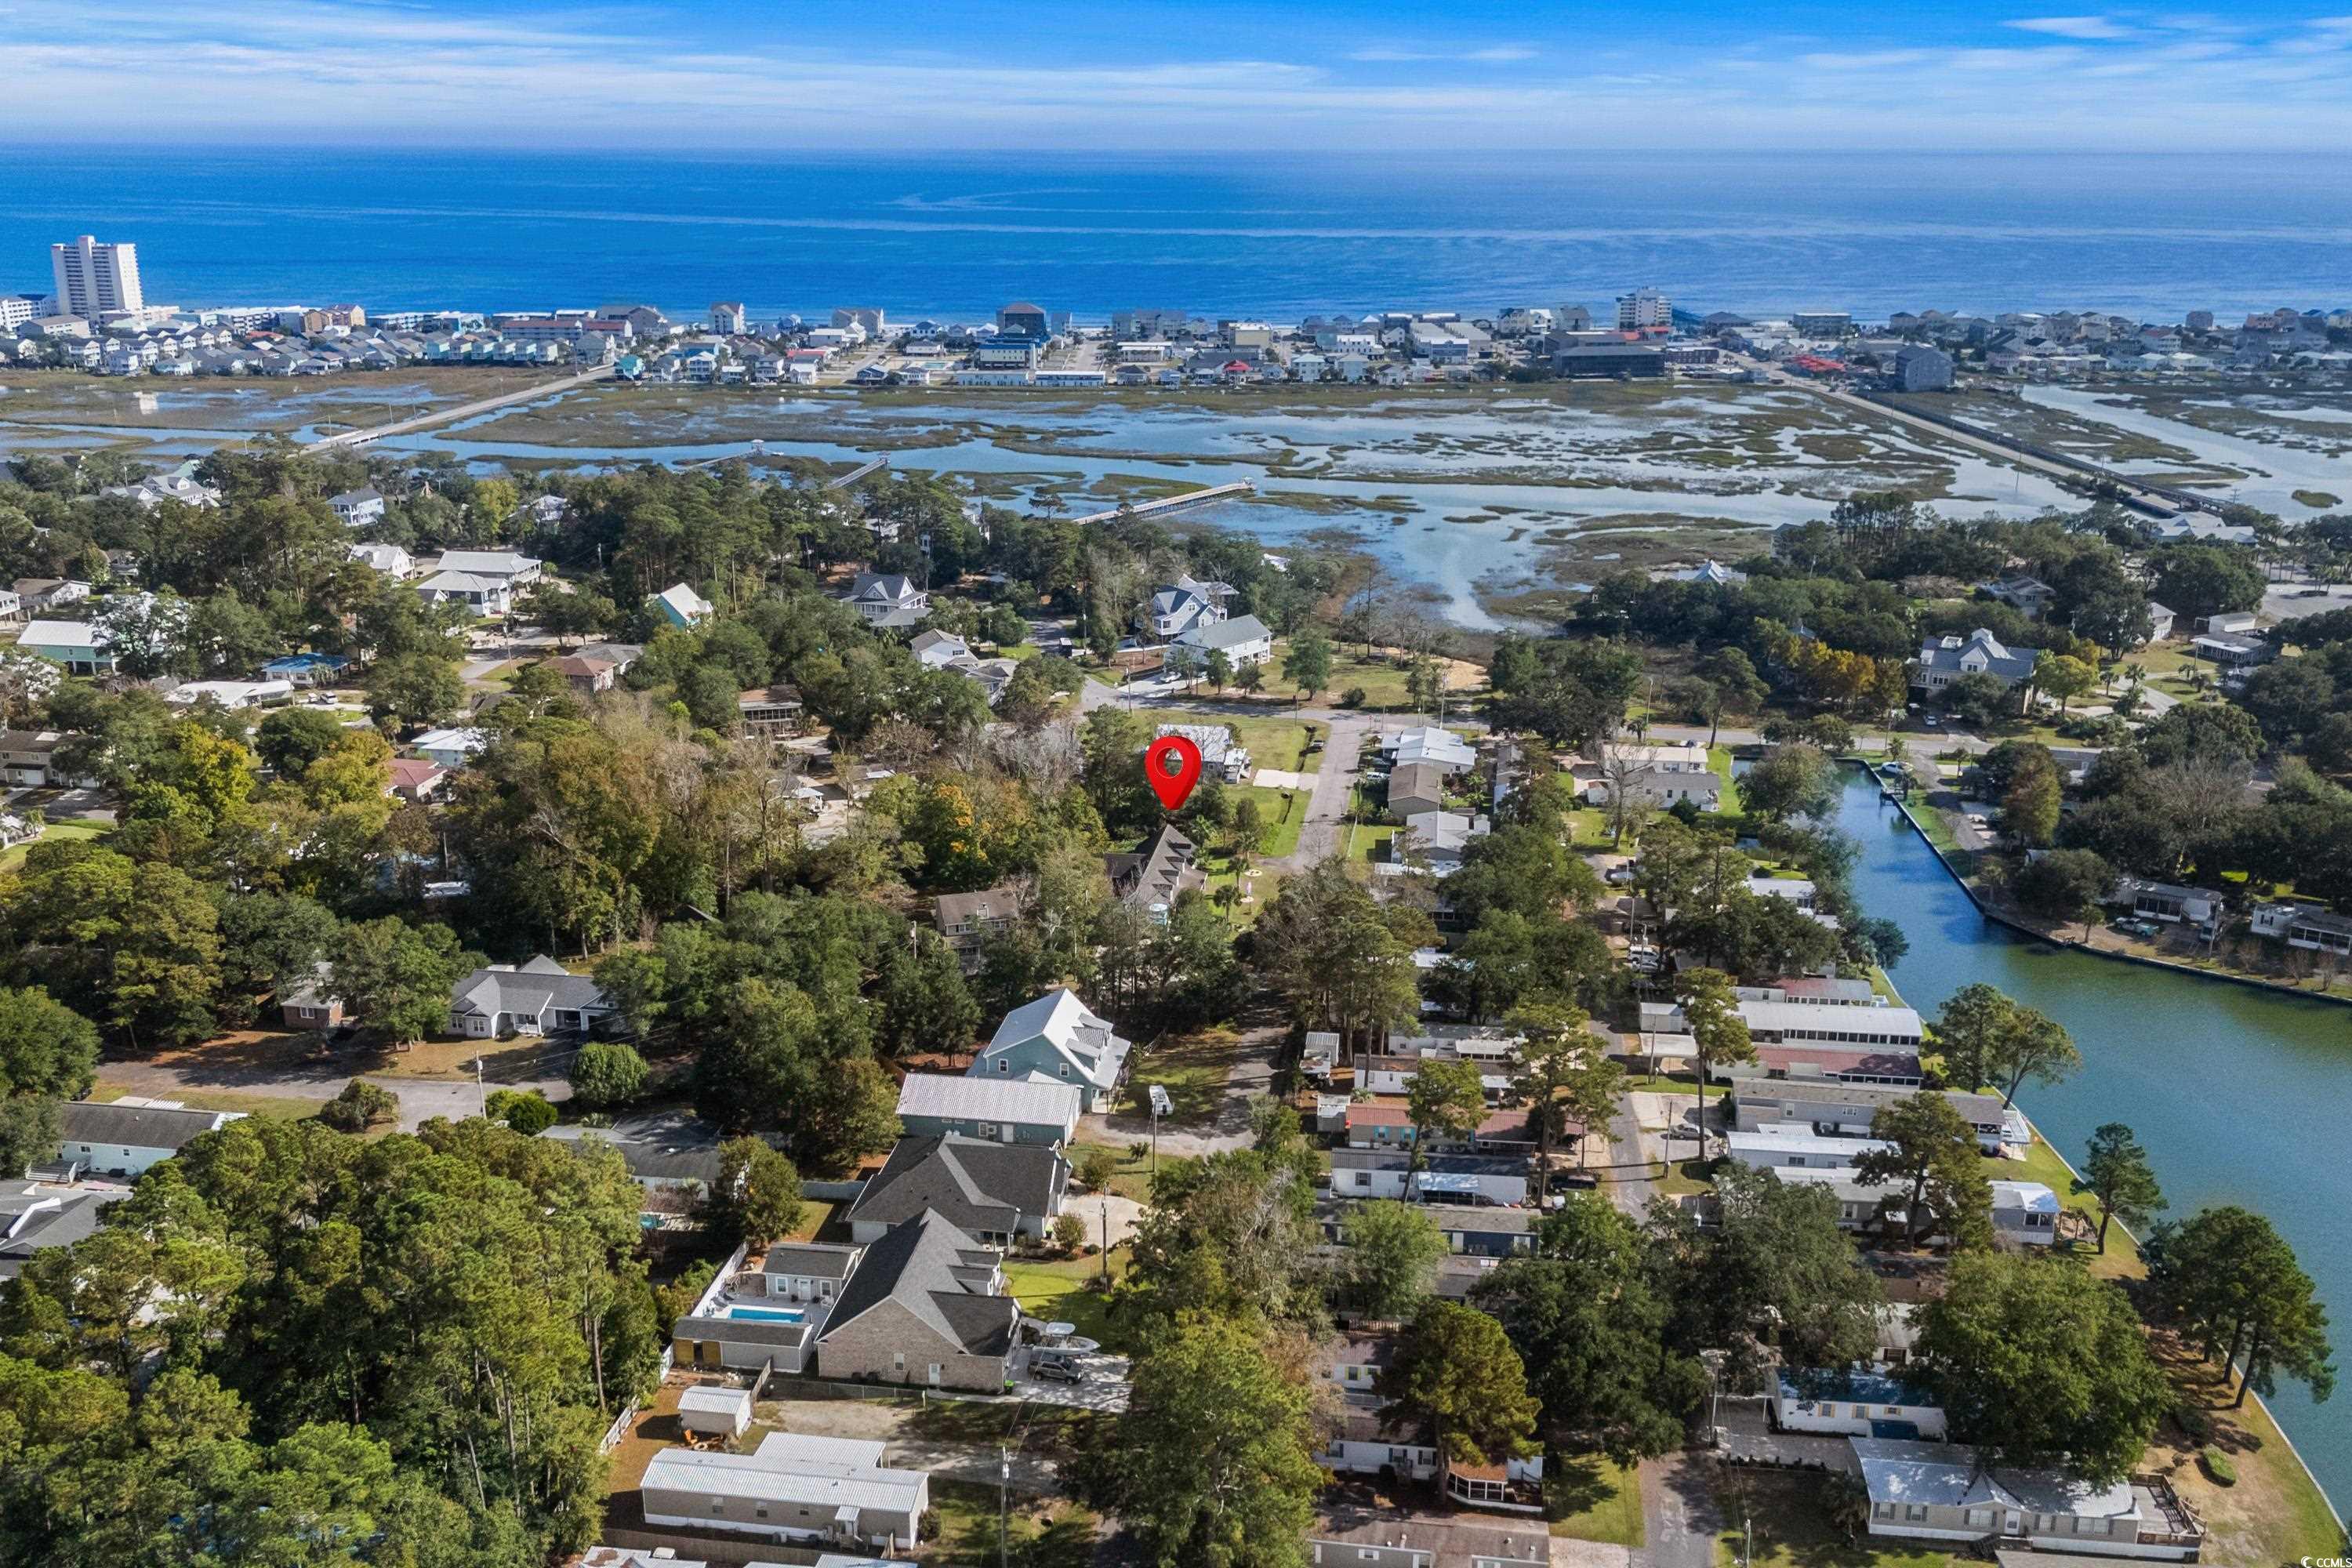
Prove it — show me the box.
[50,235,143,320]
[1616,287,1671,332]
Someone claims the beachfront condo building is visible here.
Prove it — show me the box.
[50,235,143,320]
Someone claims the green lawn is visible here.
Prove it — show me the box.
[1707,746,1745,817]
[1254,644,1481,712]
[89,1080,325,1122]
[1069,1135,1199,1200]
[922,1478,1099,1568]
[1547,1454,1647,1546]
[1002,1247,1136,1354]
[1130,708,1315,772]
[1711,1469,1955,1568]
[1348,820,1400,863]
[0,821,107,873]
[1120,1027,1240,1124]
[1233,784,1306,858]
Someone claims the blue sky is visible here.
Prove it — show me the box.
[6,0,2352,150]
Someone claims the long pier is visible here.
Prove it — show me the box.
[304,365,612,449]
[824,455,890,491]
[1070,481,1256,525]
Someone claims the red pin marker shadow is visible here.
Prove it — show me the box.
[1143,735,1203,810]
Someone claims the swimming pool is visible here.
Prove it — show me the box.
[722,1305,805,1323]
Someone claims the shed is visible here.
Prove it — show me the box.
[677,1384,753,1438]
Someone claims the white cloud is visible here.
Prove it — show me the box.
[5,0,2352,153]
[1348,44,1537,63]
[2006,15,2136,38]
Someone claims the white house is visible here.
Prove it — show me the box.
[410,728,488,768]
[1135,573,1234,639]
[1328,1149,1529,1207]
[329,486,387,528]
[447,956,615,1040]
[1165,613,1272,670]
[349,543,416,579]
[60,1101,245,1179]
[414,570,515,619]
[434,549,543,589]
[1851,1439,2201,1559]
[843,573,929,630]
[637,1432,928,1552]
[1771,1370,1947,1441]
[1989,1181,2060,1247]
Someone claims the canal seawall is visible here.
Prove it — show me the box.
[1865,764,2352,1009]
[1846,763,2347,1536]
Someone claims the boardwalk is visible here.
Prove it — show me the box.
[305,365,612,448]
[1069,481,1254,525]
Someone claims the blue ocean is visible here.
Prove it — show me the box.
[2,147,2349,323]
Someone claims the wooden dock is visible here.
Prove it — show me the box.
[1069,481,1254,525]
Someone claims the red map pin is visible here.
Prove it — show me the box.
[1143,735,1203,810]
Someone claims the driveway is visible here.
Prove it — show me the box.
[1087,1011,1285,1156]
[1285,713,1375,869]
[1638,1450,1727,1568]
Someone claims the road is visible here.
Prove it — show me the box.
[96,1042,575,1132]
[304,365,612,448]
[1766,369,2192,517]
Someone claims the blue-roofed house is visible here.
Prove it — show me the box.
[262,652,352,688]
[1772,1368,1947,1440]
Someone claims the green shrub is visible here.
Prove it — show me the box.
[485,1087,557,1134]
[1051,1213,1087,1254]
[318,1078,398,1134]
[1074,1144,1119,1192]
[2175,1402,2215,1444]
[570,1040,650,1109]
[1340,687,1369,709]
[2200,1446,2236,1486]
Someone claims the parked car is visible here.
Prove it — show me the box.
[1029,1357,1083,1384]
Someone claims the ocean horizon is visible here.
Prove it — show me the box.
[4,146,2350,325]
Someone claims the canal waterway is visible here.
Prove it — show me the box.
[1835,768,2352,1509]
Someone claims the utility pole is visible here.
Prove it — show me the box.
[1100,1199,1111,1287]
[998,1446,1009,1568]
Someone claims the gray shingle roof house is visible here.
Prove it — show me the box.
[1167,612,1272,668]
[447,956,614,1040]
[1135,572,1234,639]
[1388,760,1447,819]
[970,989,1133,1112]
[844,572,929,629]
[0,1188,122,1280]
[932,881,1026,971]
[1913,627,2040,695]
[848,1134,1070,1243]
[813,1210,1021,1392]
[59,1102,246,1178]
[895,1073,1081,1147]
[1103,822,1201,918]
